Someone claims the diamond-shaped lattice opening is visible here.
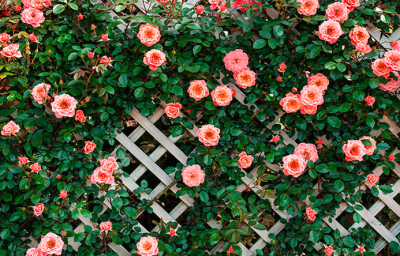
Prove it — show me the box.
[134,131,161,156]
[156,191,182,216]
[337,206,356,230]
[136,168,161,191]
[378,206,400,230]
[120,151,141,175]
[137,210,161,231]
[155,151,179,173]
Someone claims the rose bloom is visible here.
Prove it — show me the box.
[15,5,23,11]
[209,0,221,10]
[389,155,395,161]
[379,71,400,92]
[1,43,22,58]
[78,13,83,20]
[300,104,318,115]
[220,3,226,11]
[87,52,94,58]
[91,24,96,30]
[272,135,280,143]
[61,231,66,237]
[359,136,376,156]
[19,157,28,165]
[164,103,182,118]
[59,190,67,198]
[364,96,375,106]
[318,20,344,44]
[101,34,108,41]
[356,43,372,53]
[75,110,86,122]
[325,2,349,22]
[1,120,20,136]
[100,221,112,231]
[29,162,41,173]
[137,23,161,47]
[358,246,365,252]
[211,85,235,106]
[296,0,320,16]
[91,167,114,184]
[182,164,205,187]
[169,229,176,236]
[137,237,159,256]
[51,94,78,118]
[306,207,317,222]
[300,84,324,106]
[238,152,254,169]
[282,154,307,178]
[196,124,220,146]
[278,62,287,73]
[56,174,61,179]
[372,58,392,78]
[32,83,51,104]
[196,5,204,14]
[25,248,43,256]
[21,8,45,28]
[227,245,235,254]
[33,203,44,216]
[384,50,400,71]
[188,80,209,101]
[38,232,63,256]
[342,140,366,161]
[22,0,51,9]
[276,76,282,82]
[349,26,369,46]
[234,68,256,89]
[294,143,319,162]
[143,49,166,71]
[100,156,119,176]
[325,246,334,256]
[280,93,301,113]
[223,49,249,73]
[0,32,10,43]
[29,34,37,41]
[391,41,400,51]
[100,56,112,66]
[307,73,329,91]
[342,0,360,11]
[233,0,251,11]
[84,141,96,154]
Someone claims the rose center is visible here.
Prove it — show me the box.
[143,242,152,251]
[205,131,213,139]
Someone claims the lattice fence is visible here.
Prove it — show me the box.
[22,0,400,255]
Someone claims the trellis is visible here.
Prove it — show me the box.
[22,0,400,255]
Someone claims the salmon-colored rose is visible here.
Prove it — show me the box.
[227,245,235,254]
[278,62,287,73]
[307,73,329,91]
[392,41,400,51]
[300,84,324,106]
[372,58,392,78]
[33,203,44,216]
[282,154,307,178]
[234,68,256,89]
[367,174,379,186]
[137,236,159,256]
[306,207,317,222]
[358,245,365,252]
[384,50,400,71]
[75,110,86,123]
[389,155,395,161]
[379,71,400,92]
[22,0,51,9]
[182,164,205,187]
[19,157,28,165]
[164,103,182,118]
[100,221,112,231]
[51,94,78,118]
[100,56,112,66]
[359,136,376,156]
[349,26,369,47]
[143,49,166,71]
[342,0,360,11]
[29,34,37,41]
[84,141,96,154]
[15,5,22,11]
[77,13,83,20]
[196,124,220,146]
[32,83,51,105]
[59,190,67,198]
[137,23,161,47]
[100,156,119,176]
[87,52,94,58]
[1,44,22,58]
[91,167,114,184]
[187,80,209,101]
[38,232,63,255]
[342,140,366,161]
[238,152,254,169]
[21,8,45,27]
[0,32,10,43]
[1,120,20,136]
[280,93,301,113]
[196,5,204,14]
[294,143,319,162]
[25,248,43,256]
[356,43,372,53]
[325,2,349,22]
[223,49,249,73]
[169,229,176,236]
[30,163,41,173]
[364,96,375,106]
[300,104,317,115]
[101,34,108,41]
[318,20,343,44]
[325,246,333,256]
[277,76,282,82]
[272,135,280,143]
[296,0,320,16]
[211,85,235,106]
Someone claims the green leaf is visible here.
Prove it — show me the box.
[193,45,202,55]
[203,155,212,165]
[171,125,183,137]
[337,63,346,72]
[116,147,126,159]
[105,86,115,94]
[112,197,123,210]
[353,212,362,223]
[134,87,144,98]
[0,229,10,240]
[342,236,355,247]
[53,4,65,14]
[379,185,393,194]
[80,209,92,219]
[273,25,284,37]
[334,180,344,192]
[253,39,267,49]
[115,5,126,12]
[210,234,220,245]
[309,230,319,243]
[199,191,209,202]
[100,112,109,121]
[325,62,336,70]
[64,132,72,142]
[118,74,128,87]
[68,52,79,61]
[68,3,78,10]
[389,241,400,252]
[171,86,183,96]
[327,116,341,128]
[268,38,278,49]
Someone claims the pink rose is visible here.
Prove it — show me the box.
[100,56,112,66]
[30,163,41,173]
[1,43,22,58]
[306,207,317,222]
[227,245,235,254]
[143,49,166,71]
[359,136,376,156]
[342,140,366,161]
[358,246,365,252]
[372,58,392,78]
[296,0,320,16]
[87,52,94,58]
[342,0,360,11]
[169,229,176,236]
[300,84,324,107]
[349,26,370,46]
[389,155,395,161]
[75,110,86,123]
[278,62,287,73]
[367,174,379,186]
[15,5,23,11]
[196,124,220,146]
[233,0,249,11]
[220,3,226,11]
[21,8,45,28]
[223,49,249,73]
[379,71,400,92]
[38,232,64,255]
[51,94,78,118]
[234,68,256,89]
[356,43,372,53]
[279,93,301,113]
[164,103,182,118]
[325,2,349,22]
[100,156,119,176]
[137,23,161,47]
[318,20,343,44]
[391,41,400,51]
[19,157,28,165]
[22,0,51,9]
[182,164,205,187]
[238,151,254,169]
[33,203,44,216]
[188,80,209,101]
[294,143,319,162]
[29,34,37,41]
[1,120,20,136]
[307,73,329,91]
[59,190,67,198]
[56,174,61,179]
[61,231,66,237]
[325,246,334,256]
[277,76,282,82]
[384,50,400,71]
[84,141,96,154]
[78,13,83,20]
[137,236,159,256]
[272,135,280,143]
[364,96,375,106]
[100,221,112,231]
[0,32,10,43]
[101,34,108,41]
[211,85,235,106]
[300,104,318,115]
[32,83,51,105]
[196,5,204,14]
[91,167,114,184]
[282,154,307,178]
[25,248,43,256]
